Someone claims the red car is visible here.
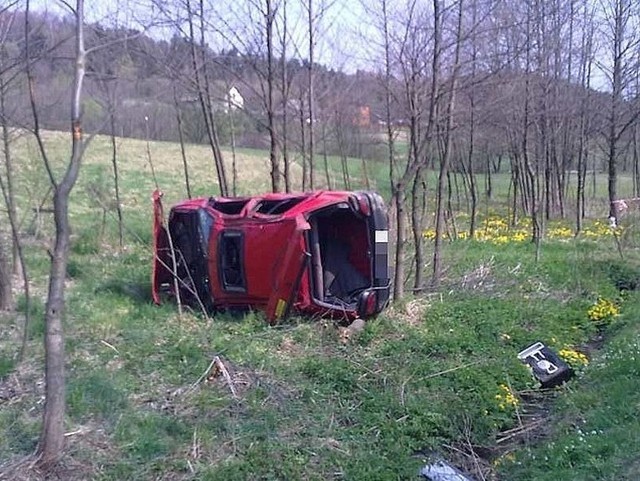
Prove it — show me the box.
[152,190,390,323]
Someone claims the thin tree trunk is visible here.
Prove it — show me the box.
[321,121,331,189]
[198,0,228,196]
[335,114,351,189]
[412,166,426,289]
[107,83,123,248]
[281,0,290,193]
[393,192,406,301]
[34,0,86,466]
[186,0,228,196]
[307,0,315,189]
[228,106,238,196]
[266,0,280,192]
[432,0,462,284]
[299,93,307,190]
[0,53,18,276]
[173,83,192,198]
[0,86,30,357]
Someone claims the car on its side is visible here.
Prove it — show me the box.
[152,189,390,323]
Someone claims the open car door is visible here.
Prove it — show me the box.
[151,190,172,304]
[265,217,310,323]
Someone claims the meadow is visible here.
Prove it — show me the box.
[1,131,639,480]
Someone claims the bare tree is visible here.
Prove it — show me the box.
[576,0,595,233]
[598,0,640,221]
[266,0,280,192]
[432,0,464,284]
[186,0,228,196]
[25,0,87,467]
[307,0,316,189]
[280,0,292,192]
[172,82,193,198]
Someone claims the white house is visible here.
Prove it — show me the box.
[225,86,244,112]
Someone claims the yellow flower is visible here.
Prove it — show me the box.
[495,384,519,410]
[548,227,573,239]
[587,297,619,324]
[559,347,589,367]
[423,229,436,240]
[511,231,528,242]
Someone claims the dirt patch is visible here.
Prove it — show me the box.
[460,258,496,292]
[386,298,431,327]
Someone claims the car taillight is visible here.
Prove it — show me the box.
[365,292,377,315]
[358,195,371,216]
[357,290,378,318]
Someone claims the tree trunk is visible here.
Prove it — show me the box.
[266,0,280,192]
[36,0,85,466]
[299,92,307,191]
[393,190,406,301]
[173,83,192,198]
[186,0,228,196]
[307,0,315,189]
[0,55,19,276]
[432,0,462,284]
[107,83,123,248]
[321,121,331,189]
[281,0,290,193]
[412,166,427,289]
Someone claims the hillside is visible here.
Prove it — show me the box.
[0,132,639,479]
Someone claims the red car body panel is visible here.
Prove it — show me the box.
[152,190,389,323]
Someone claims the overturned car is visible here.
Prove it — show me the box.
[152,190,390,323]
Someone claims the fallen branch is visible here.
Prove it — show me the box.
[189,357,217,392]
[215,356,238,399]
[100,339,119,354]
[496,419,545,444]
[187,355,238,399]
[423,360,482,380]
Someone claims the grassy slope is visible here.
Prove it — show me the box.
[0,132,639,479]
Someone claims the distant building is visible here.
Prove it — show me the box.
[225,86,244,112]
[353,105,371,127]
[178,84,244,113]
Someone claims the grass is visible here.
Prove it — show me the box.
[0,131,640,479]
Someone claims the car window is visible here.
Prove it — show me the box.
[255,197,304,215]
[219,230,246,292]
[209,199,249,215]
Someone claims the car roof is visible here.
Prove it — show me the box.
[173,190,358,219]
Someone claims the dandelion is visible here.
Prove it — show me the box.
[492,452,516,467]
[495,383,519,410]
[587,297,619,325]
[511,231,528,242]
[548,226,573,239]
[559,347,589,367]
[423,229,436,240]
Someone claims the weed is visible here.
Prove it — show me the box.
[67,370,129,423]
[16,295,45,339]
[0,354,14,378]
[114,412,190,461]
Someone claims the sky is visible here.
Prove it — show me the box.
[25,0,631,92]
[28,0,380,74]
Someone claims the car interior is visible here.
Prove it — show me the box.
[308,206,371,308]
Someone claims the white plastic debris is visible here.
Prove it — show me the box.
[420,460,475,481]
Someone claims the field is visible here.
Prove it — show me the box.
[1,131,640,480]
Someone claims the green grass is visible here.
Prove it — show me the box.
[1,131,640,479]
